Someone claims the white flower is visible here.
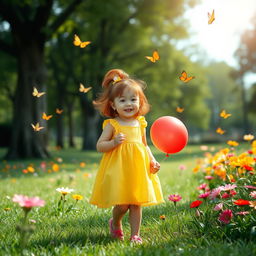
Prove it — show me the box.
[250,191,256,199]
[56,187,74,195]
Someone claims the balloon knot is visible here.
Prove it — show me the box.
[165,154,170,157]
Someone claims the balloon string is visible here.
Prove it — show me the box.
[160,153,170,162]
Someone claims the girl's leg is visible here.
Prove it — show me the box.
[129,205,142,237]
[112,204,129,230]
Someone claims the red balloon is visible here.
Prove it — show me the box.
[150,116,188,155]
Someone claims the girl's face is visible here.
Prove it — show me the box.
[111,87,140,120]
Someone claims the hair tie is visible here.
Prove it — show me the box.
[112,75,122,85]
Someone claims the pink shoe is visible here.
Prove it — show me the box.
[130,235,143,244]
[109,218,124,241]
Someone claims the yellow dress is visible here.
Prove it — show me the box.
[89,116,164,208]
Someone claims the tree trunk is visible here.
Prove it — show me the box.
[240,79,250,134]
[80,98,100,150]
[5,43,49,159]
[67,100,76,148]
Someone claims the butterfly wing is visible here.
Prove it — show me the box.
[153,50,160,61]
[37,92,45,97]
[80,41,91,48]
[179,71,187,82]
[83,87,92,93]
[208,9,215,24]
[32,87,38,97]
[184,76,195,83]
[73,34,81,46]
[79,83,85,92]
[145,56,155,62]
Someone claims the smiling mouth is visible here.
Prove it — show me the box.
[124,109,133,112]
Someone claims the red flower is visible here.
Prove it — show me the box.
[219,209,233,224]
[243,165,254,171]
[221,192,230,199]
[190,200,203,208]
[233,199,250,206]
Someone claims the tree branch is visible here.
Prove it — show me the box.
[34,0,54,30]
[48,0,83,38]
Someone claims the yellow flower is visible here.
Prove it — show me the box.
[72,194,83,201]
[52,164,60,172]
[4,208,11,211]
[80,162,86,168]
[243,134,254,141]
[227,140,239,147]
[193,165,200,173]
[27,166,35,173]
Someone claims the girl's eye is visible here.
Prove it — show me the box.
[132,98,137,102]
[120,99,125,103]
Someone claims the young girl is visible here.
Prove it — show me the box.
[89,69,164,244]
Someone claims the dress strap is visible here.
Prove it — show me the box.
[136,116,147,135]
[102,119,120,133]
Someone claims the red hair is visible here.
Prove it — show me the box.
[93,69,150,117]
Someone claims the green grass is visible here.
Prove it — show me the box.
[0,144,255,256]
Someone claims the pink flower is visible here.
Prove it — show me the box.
[213,203,223,211]
[220,184,237,191]
[198,192,211,199]
[235,211,249,216]
[168,194,182,203]
[13,194,45,211]
[244,185,256,189]
[218,209,233,224]
[209,187,222,200]
[205,176,214,180]
[250,191,256,199]
[179,164,186,171]
[197,183,207,190]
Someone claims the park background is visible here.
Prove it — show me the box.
[0,0,256,255]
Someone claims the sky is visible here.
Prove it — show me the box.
[182,0,256,86]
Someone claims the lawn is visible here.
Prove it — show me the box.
[0,144,256,256]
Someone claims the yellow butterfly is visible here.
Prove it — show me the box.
[56,108,63,114]
[216,127,225,135]
[79,83,92,93]
[220,110,231,119]
[73,34,91,48]
[32,87,45,97]
[176,107,184,113]
[208,9,215,24]
[42,112,53,121]
[31,122,44,131]
[145,50,160,63]
[179,71,195,83]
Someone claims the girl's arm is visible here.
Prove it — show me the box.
[96,123,125,152]
[142,128,160,173]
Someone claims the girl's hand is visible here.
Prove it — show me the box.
[150,160,160,174]
[113,133,126,146]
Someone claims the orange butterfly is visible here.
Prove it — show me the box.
[73,34,91,48]
[220,110,231,119]
[32,87,45,97]
[79,83,92,93]
[176,107,184,113]
[216,127,225,135]
[179,71,195,83]
[31,122,44,131]
[145,50,160,63]
[42,112,53,121]
[208,9,215,24]
[56,108,63,114]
